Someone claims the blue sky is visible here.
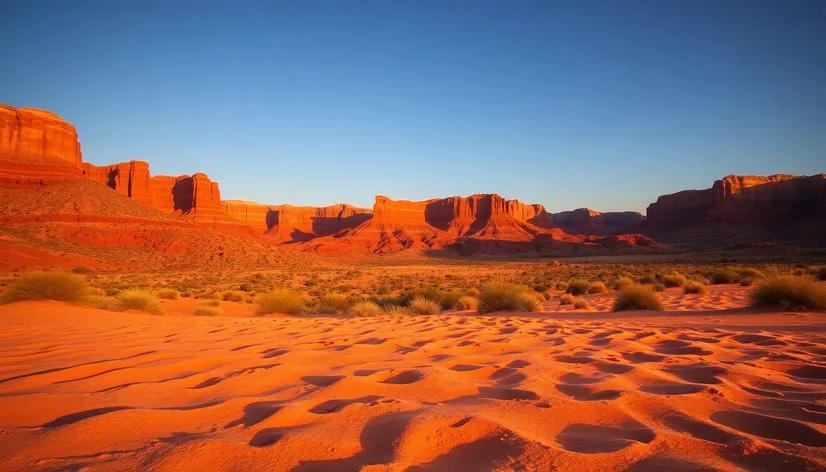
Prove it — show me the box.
[1,1,823,212]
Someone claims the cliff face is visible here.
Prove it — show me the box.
[641,174,826,242]
[0,104,242,228]
[424,194,553,235]
[221,200,372,241]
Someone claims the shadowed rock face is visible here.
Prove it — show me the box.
[221,201,372,239]
[642,174,826,242]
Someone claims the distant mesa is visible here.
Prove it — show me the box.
[1,103,822,262]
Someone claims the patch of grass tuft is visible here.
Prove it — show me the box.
[1,271,88,304]
[256,289,305,315]
[613,284,664,312]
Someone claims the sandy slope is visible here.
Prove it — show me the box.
[1,302,826,471]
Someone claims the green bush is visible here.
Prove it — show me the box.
[256,289,305,315]
[683,281,709,295]
[455,296,479,311]
[1,271,88,304]
[710,269,739,285]
[478,281,540,313]
[566,279,591,295]
[350,301,383,316]
[749,274,826,311]
[156,288,180,300]
[116,289,164,315]
[662,273,687,288]
[408,296,441,315]
[613,284,664,312]
[587,281,608,294]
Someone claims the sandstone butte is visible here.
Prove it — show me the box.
[2,103,823,254]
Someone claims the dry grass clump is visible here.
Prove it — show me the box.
[587,281,609,294]
[710,269,739,285]
[652,283,665,292]
[740,267,765,279]
[86,295,118,310]
[86,287,107,297]
[256,289,305,315]
[559,293,576,305]
[203,299,221,307]
[408,297,442,315]
[572,297,591,310]
[194,305,223,316]
[156,288,179,300]
[115,289,164,315]
[463,287,480,297]
[749,273,826,311]
[739,278,754,287]
[351,301,383,316]
[1,271,88,304]
[383,305,409,316]
[439,291,462,310]
[613,284,664,312]
[615,276,635,290]
[479,281,540,313]
[683,281,709,295]
[222,291,245,302]
[662,273,687,288]
[566,279,591,296]
[454,295,479,311]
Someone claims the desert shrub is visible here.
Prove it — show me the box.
[371,295,404,308]
[740,267,765,279]
[652,283,665,292]
[116,289,164,315]
[1,271,88,304]
[222,291,245,302]
[683,281,709,295]
[559,293,576,305]
[383,305,409,316]
[207,291,222,300]
[156,288,180,300]
[739,277,754,286]
[203,299,221,307]
[573,298,591,310]
[710,269,739,285]
[350,301,383,316]
[86,287,107,297]
[587,281,608,294]
[71,266,92,274]
[793,268,807,276]
[662,273,687,288]
[615,276,635,290]
[555,282,569,291]
[455,295,479,311]
[749,273,826,311]
[439,291,462,310]
[478,281,539,313]
[194,306,223,316]
[463,287,480,297]
[408,296,441,315]
[566,279,591,296]
[408,287,442,302]
[104,287,120,297]
[613,284,664,312]
[181,291,192,298]
[256,289,304,315]
[639,274,657,285]
[318,293,351,313]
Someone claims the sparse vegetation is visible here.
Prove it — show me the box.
[559,293,576,305]
[383,305,409,316]
[194,305,223,316]
[156,288,180,300]
[683,281,709,295]
[613,284,664,312]
[454,295,479,311]
[749,273,826,311]
[573,297,591,310]
[221,291,245,302]
[1,271,88,304]
[478,281,540,313]
[115,289,164,315]
[662,273,687,288]
[256,289,305,315]
[408,296,442,315]
[710,269,739,285]
[566,279,591,296]
[587,281,608,294]
[350,301,383,316]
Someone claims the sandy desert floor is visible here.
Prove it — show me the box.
[2,300,826,471]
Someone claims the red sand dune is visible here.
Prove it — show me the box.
[2,299,826,471]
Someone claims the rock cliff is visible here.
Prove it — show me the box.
[641,174,826,242]
[221,200,372,240]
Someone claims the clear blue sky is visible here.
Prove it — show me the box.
[1,1,824,212]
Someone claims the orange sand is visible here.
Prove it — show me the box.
[2,301,826,471]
